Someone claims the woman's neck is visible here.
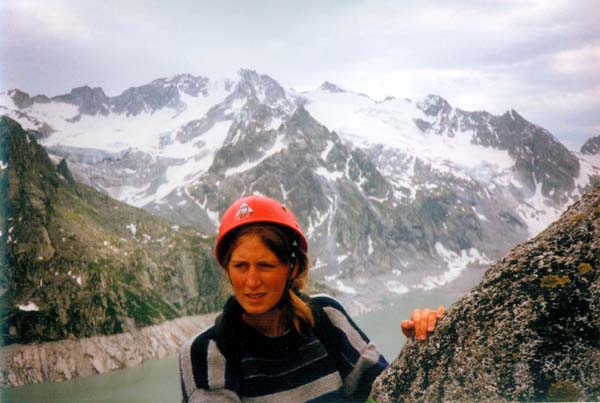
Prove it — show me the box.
[242,307,287,337]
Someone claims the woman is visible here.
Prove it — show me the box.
[179,195,444,402]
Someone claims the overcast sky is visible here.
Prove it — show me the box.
[1,0,598,150]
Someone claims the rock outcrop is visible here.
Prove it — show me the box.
[371,186,600,402]
[0,313,216,387]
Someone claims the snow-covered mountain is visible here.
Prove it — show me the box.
[2,69,598,312]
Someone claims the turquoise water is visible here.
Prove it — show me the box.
[354,287,467,361]
[1,354,180,403]
[1,286,472,403]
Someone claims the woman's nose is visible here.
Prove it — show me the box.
[246,267,261,288]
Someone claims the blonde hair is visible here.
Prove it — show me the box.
[220,224,314,333]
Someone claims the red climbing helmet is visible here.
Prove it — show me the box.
[215,195,308,267]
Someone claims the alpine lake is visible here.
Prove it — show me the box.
[2,277,479,403]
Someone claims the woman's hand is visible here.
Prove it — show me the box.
[401,306,446,341]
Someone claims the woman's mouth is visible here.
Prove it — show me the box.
[246,293,266,300]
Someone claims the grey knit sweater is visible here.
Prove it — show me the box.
[179,295,387,402]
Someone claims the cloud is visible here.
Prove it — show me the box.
[0,0,598,147]
[1,0,91,44]
[553,45,600,76]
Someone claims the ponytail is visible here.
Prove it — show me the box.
[286,248,314,333]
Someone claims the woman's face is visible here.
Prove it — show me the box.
[227,233,290,316]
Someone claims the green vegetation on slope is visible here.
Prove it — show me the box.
[0,116,227,344]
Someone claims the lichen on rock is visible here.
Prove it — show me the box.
[548,380,579,402]
[578,262,593,274]
[371,186,600,402]
[540,274,571,288]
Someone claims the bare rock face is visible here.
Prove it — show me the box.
[371,186,600,402]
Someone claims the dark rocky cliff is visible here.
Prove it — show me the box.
[371,186,600,402]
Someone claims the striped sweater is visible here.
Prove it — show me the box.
[179,295,388,402]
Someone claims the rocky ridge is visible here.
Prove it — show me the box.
[414,95,580,205]
[6,74,216,119]
[371,186,600,402]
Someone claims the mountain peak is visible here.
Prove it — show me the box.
[7,89,34,109]
[581,135,600,156]
[416,94,451,116]
[149,73,210,96]
[68,85,107,98]
[319,81,346,93]
[163,73,199,83]
[51,85,110,116]
[236,69,281,90]
[238,68,260,81]
[8,89,29,98]
[502,108,525,122]
[232,69,290,111]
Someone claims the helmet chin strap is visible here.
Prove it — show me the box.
[232,238,299,316]
[274,239,299,311]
